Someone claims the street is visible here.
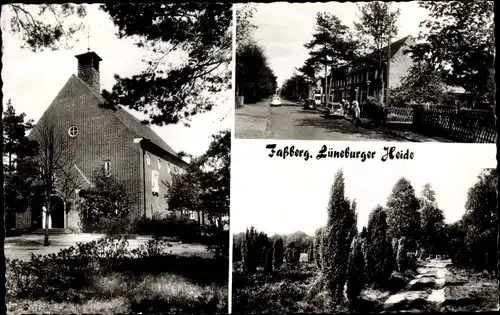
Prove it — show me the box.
[236,98,416,141]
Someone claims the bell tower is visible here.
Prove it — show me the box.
[75,51,102,93]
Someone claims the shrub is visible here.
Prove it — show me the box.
[264,247,273,273]
[314,227,323,268]
[396,237,409,273]
[293,248,301,263]
[202,226,229,259]
[6,236,170,301]
[242,227,258,274]
[346,237,365,308]
[273,237,284,270]
[365,206,393,288]
[78,167,132,234]
[132,213,201,242]
[307,245,314,262]
[364,96,387,124]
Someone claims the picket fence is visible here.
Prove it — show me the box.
[382,106,496,143]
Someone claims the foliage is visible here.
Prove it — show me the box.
[235,3,257,48]
[6,236,170,301]
[363,96,387,124]
[281,74,310,102]
[419,183,446,257]
[448,169,497,273]
[365,206,393,288]
[236,42,277,102]
[4,4,87,52]
[273,237,284,270]
[354,1,400,94]
[322,170,357,304]
[346,237,365,308]
[307,245,314,262]
[3,101,41,231]
[78,167,133,234]
[304,12,358,103]
[313,227,324,268]
[386,177,421,246]
[396,237,409,273]
[132,213,201,242]
[100,3,232,126]
[405,1,495,105]
[388,62,456,106]
[264,247,274,273]
[242,226,267,274]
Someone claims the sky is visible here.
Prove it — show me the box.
[249,1,430,87]
[1,4,231,157]
[231,141,497,236]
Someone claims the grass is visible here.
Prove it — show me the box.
[6,238,228,314]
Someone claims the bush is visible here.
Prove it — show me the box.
[242,227,258,274]
[264,247,273,273]
[78,168,132,234]
[132,213,201,242]
[396,237,409,273]
[313,228,323,268]
[202,227,229,259]
[6,236,170,301]
[273,238,284,270]
[307,245,314,262]
[346,237,365,308]
[363,96,387,124]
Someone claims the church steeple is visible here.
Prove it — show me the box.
[75,51,102,93]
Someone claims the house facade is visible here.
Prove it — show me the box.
[325,35,416,105]
[15,50,205,232]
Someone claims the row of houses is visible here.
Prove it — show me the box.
[311,35,416,106]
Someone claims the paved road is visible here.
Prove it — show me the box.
[236,98,411,141]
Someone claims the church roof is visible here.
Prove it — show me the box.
[73,75,186,165]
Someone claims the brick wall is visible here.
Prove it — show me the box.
[142,147,185,219]
[30,75,143,226]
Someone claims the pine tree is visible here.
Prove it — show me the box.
[308,244,314,262]
[242,226,258,274]
[272,237,284,270]
[396,237,409,273]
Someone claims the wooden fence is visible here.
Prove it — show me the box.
[382,106,496,143]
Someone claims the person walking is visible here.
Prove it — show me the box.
[352,100,361,129]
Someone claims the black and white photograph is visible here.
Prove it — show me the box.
[235,1,495,143]
[231,142,498,313]
[2,3,230,314]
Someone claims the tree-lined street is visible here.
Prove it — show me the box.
[236,98,449,142]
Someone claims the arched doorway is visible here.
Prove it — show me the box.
[50,195,65,229]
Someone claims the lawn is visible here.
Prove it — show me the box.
[6,235,228,314]
[232,259,498,313]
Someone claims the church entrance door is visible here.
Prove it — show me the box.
[50,195,65,229]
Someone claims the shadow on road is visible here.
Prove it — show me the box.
[296,116,405,141]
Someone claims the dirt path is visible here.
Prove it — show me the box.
[383,259,451,311]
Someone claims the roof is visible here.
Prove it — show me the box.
[73,75,185,164]
[347,35,413,75]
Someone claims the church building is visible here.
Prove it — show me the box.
[15,50,203,232]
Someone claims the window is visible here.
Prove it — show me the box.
[145,153,151,165]
[158,158,161,170]
[68,126,79,138]
[104,161,111,177]
[167,163,171,175]
[190,211,196,220]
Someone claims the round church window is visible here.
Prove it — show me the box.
[68,126,79,138]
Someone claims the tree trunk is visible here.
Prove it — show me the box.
[44,197,50,246]
[386,36,391,106]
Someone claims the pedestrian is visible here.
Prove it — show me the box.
[352,100,361,129]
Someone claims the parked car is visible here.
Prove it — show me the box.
[303,98,315,109]
[324,102,345,118]
[270,96,282,107]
